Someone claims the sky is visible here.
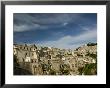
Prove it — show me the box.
[14,13,97,49]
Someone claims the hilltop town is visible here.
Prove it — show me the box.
[13,43,97,75]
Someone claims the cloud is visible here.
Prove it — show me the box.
[27,13,80,25]
[63,22,68,26]
[14,24,41,32]
[14,13,97,48]
[37,26,97,49]
[14,13,81,32]
[78,24,97,31]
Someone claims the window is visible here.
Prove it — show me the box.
[26,53,27,56]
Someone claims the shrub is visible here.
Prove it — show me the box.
[82,63,97,75]
[87,43,97,46]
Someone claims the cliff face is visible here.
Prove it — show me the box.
[13,43,97,75]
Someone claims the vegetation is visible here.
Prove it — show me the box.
[86,52,97,59]
[87,43,97,46]
[78,63,97,75]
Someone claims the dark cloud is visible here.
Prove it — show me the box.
[14,13,97,49]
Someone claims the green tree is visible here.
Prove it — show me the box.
[78,63,97,75]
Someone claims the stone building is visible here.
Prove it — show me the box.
[14,43,97,75]
[14,44,42,75]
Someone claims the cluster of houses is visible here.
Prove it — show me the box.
[13,43,97,75]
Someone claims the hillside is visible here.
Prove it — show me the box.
[14,43,97,75]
